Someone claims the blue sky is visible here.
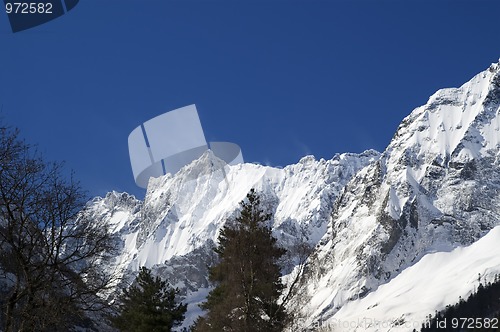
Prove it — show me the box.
[1,0,500,199]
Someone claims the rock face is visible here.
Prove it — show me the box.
[85,60,500,331]
[299,60,500,329]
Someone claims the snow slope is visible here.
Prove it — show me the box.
[329,225,500,331]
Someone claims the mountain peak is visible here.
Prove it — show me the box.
[387,61,500,170]
[183,149,226,171]
[298,155,316,164]
[488,59,500,73]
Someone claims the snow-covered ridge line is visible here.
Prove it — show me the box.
[84,148,380,304]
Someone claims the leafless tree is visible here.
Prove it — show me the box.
[279,240,315,331]
[0,125,116,331]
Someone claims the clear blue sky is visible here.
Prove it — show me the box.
[1,0,500,199]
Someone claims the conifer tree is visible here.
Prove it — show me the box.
[111,266,187,332]
[193,189,287,332]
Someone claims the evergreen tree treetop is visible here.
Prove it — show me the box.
[111,266,187,332]
[193,188,287,332]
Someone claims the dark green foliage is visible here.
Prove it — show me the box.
[421,274,500,331]
[111,267,187,332]
[193,189,288,332]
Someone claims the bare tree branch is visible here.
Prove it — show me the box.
[0,124,117,331]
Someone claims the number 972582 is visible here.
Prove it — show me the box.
[5,2,53,14]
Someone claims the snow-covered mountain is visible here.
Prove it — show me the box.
[86,60,500,331]
[297,60,500,330]
[84,148,379,325]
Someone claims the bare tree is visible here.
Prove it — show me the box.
[280,240,314,331]
[0,125,116,331]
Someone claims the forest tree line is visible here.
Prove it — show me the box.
[420,274,500,332]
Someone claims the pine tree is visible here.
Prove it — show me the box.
[193,189,287,332]
[111,266,187,332]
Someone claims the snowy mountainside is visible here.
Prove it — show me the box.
[332,226,500,332]
[85,149,379,296]
[295,60,500,330]
[332,225,500,332]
